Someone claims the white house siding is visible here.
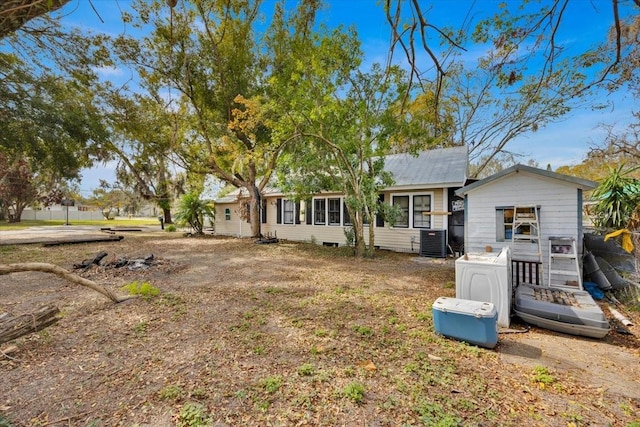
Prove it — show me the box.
[214,202,254,238]
[463,172,584,266]
[255,188,449,252]
[214,188,451,254]
[374,188,447,252]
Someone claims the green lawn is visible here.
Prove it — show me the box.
[0,218,161,230]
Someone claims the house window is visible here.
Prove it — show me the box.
[305,199,313,225]
[343,201,371,226]
[224,208,231,221]
[283,200,295,224]
[328,198,341,225]
[496,206,539,241]
[343,201,352,226]
[413,195,431,228]
[392,195,409,228]
[314,199,326,225]
[376,194,385,227]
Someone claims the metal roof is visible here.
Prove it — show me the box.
[455,164,597,196]
[382,145,468,188]
[215,146,469,203]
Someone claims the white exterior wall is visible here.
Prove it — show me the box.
[463,172,585,265]
[374,188,446,252]
[214,202,254,238]
[214,188,450,253]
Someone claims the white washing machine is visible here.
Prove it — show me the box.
[455,247,512,328]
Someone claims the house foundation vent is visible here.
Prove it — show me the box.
[419,229,447,258]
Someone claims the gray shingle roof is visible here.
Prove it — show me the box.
[383,145,469,188]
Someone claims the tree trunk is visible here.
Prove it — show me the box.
[0,263,136,303]
[366,211,376,258]
[162,207,173,225]
[0,305,60,345]
[249,184,261,238]
[353,214,366,257]
[8,201,27,223]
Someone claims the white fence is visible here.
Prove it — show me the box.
[20,209,105,221]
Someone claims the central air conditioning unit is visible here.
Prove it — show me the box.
[419,229,447,258]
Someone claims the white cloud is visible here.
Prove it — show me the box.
[94,65,124,77]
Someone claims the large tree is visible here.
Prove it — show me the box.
[109,0,322,238]
[104,91,189,224]
[1,1,113,221]
[384,0,640,176]
[270,18,444,257]
[0,154,36,222]
[0,54,110,221]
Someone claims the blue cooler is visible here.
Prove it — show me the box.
[432,297,498,349]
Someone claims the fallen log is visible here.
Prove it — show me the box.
[41,235,124,247]
[0,305,60,345]
[0,262,136,303]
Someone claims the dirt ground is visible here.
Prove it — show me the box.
[1,232,639,426]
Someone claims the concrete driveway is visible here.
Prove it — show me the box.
[0,225,159,245]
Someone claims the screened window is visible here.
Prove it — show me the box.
[224,208,231,221]
[393,195,409,228]
[413,195,432,228]
[328,198,341,225]
[343,201,352,226]
[283,200,295,224]
[314,199,326,225]
[305,199,313,225]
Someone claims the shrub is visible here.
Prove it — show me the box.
[174,192,214,235]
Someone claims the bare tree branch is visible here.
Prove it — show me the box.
[0,262,135,303]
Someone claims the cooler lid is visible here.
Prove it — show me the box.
[432,297,496,318]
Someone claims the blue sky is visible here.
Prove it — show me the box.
[51,0,637,194]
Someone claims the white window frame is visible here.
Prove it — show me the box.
[390,192,435,229]
[224,208,231,221]
[412,194,432,229]
[283,199,295,225]
[343,200,352,226]
[314,198,326,225]
[328,198,341,226]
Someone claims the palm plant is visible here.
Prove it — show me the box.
[174,192,214,235]
[590,164,640,230]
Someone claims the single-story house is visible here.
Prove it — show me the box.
[455,164,597,284]
[214,146,469,254]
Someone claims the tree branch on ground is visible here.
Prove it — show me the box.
[0,262,136,303]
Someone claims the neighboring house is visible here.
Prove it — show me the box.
[455,164,597,281]
[214,146,469,253]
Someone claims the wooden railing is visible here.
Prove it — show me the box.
[512,259,542,286]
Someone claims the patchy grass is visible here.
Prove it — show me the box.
[0,236,638,426]
[121,280,161,299]
[0,218,159,230]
